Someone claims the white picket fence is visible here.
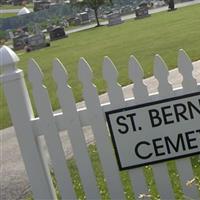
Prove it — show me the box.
[0,45,200,200]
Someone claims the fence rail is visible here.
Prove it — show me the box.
[0,45,199,199]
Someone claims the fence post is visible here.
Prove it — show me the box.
[0,46,56,199]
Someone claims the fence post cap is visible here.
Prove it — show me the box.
[0,46,19,70]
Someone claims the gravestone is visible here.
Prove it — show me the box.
[24,33,50,52]
[135,2,150,19]
[120,5,134,15]
[74,18,81,25]
[77,12,90,24]
[107,12,123,26]
[33,1,51,12]
[13,32,29,50]
[49,26,67,41]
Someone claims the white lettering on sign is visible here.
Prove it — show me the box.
[105,92,200,170]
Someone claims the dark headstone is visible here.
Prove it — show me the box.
[168,0,177,11]
[49,26,67,41]
[33,1,51,12]
[107,12,123,26]
[135,3,150,19]
[120,5,134,15]
[24,33,50,52]
[74,18,81,26]
[13,35,27,50]
[77,12,90,24]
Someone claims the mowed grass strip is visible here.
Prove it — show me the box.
[0,12,17,18]
[1,4,200,129]
[0,3,33,9]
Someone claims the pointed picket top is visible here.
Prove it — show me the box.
[154,54,172,96]
[0,46,19,73]
[103,56,118,83]
[78,57,93,85]
[128,55,144,81]
[128,55,148,100]
[52,58,68,87]
[28,58,43,85]
[103,56,124,105]
[178,49,197,90]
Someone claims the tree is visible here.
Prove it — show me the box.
[75,0,111,27]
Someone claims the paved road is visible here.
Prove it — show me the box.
[1,2,200,199]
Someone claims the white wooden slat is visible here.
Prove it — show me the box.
[78,58,125,199]
[129,55,175,199]
[0,46,56,199]
[175,158,199,199]
[154,55,173,96]
[28,59,76,200]
[175,50,200,199]
[52,59,100,199]
[2,74,56,199]
[103,56,149,200]
[152,55,176,199]
[128,55,148,101]
[36,135,57,198]
[178,49,197,91]
[128,56,159,200]
[103,56,125,107]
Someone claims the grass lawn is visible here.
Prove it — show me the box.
[0,12,17,18]
[25,145,200,200]
[1,4,200,129]
[0,3,33,9]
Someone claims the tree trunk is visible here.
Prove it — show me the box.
[94,8,100,27]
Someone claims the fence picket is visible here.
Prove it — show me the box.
[28,59,76,200]
[178,49,197,91]
[103,56,149,199]
[153,55,176,199]
[128,56,149,102]
[103,57,124,106]
[174,50,200,199]
[129,56,163,200]
[175,158,199,199]
[129,55,175,199]
[52,58,100,199]
[154,55,173,95]
[78,57,125,199]
[0,46,56,199]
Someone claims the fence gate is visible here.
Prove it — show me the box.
[0,45,200,200]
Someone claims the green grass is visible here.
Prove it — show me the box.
[1,4,200,129]
[0,3,33,9]
[0,12,17,18]
[0,3,33,18]
[25,144,200,200]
